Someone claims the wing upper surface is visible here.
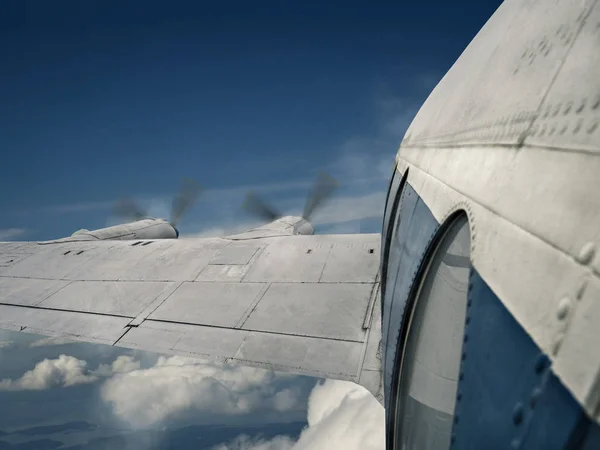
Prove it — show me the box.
[0,233,383,402]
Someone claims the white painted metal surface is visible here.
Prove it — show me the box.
[396,0,600,421]
[0,232,383,402]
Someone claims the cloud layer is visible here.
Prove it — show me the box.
[0,355,97,391]
[100,355,302,428]
[0,350,385,449]
[215,379,385,450]
[0,227,28,240]
[0,354,142,391]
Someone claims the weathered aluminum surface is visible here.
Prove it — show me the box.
[396,0,600,421]
[0,232,383,402]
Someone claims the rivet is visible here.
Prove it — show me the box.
[556,297,571,320]
[559,124,568,135]
[552,333,564,355]
[563,102,572,115]
[451,435,456,445]
[454,416,459,425]
[465,317,471,325]
[513,403,524,425]
[576,279,588,300]
[552,104,561,117]
[588,122,598,134]
[530,387,542,409]
[461,352,467,361]
[535,355,548,374]
[592,96,600,110]
[573,120,582,133]
[549,125,556,135]
[576,100,586,114]
[577,242,595,265]
[457,391,463,402]
[463,335,469,343]
[542,106,550,118]
[459,372,465,381]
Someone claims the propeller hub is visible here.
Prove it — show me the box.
[293,218,314,235]
[113,178,201,237]
[241,171,339,233]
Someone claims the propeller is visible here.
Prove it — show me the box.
[113,178,202,228]
[242,171,339,223]
[170,178,202,228]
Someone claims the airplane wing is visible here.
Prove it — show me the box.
[0,230,383,403]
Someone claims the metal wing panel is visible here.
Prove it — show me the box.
[0,277,71,307]
[116,239,228,282]
[38,280,176,317]
[242,241,331,282]
[0,233,383,403]
[0,304,131,345]
[148,281,269,328]
[118,320,365,381]
[239,282,372,341]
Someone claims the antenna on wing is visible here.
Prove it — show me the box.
[113,178,202,228]
[242,171,339,223]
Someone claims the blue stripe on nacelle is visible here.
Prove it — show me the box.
[382,181,439,427]
[383,180,600,449]
[454,269,600,450]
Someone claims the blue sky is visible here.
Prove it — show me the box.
[0,1,503,449]
[0,0,501,241]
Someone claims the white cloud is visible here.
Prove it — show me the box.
[213,435,295,450]
[0,340,14,349]
[93,355,141,376]
[16,200,113,216]
[0,354,144,392]
[294,380,384,450]
[181,220,262,239]
[100,355,301,428]
[274,388,301,412]
[29,336,80,348]
[333,138,395,183]
[312,191,386,227]
[215,379,385,450]
[0,355,98,391]
[0,228,28,240]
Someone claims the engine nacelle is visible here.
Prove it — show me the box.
[69,218,178,241]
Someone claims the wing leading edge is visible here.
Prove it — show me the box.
[0,232,383,403]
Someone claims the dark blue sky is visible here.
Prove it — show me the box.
[1,0,501,239]
[0,2,505,449]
